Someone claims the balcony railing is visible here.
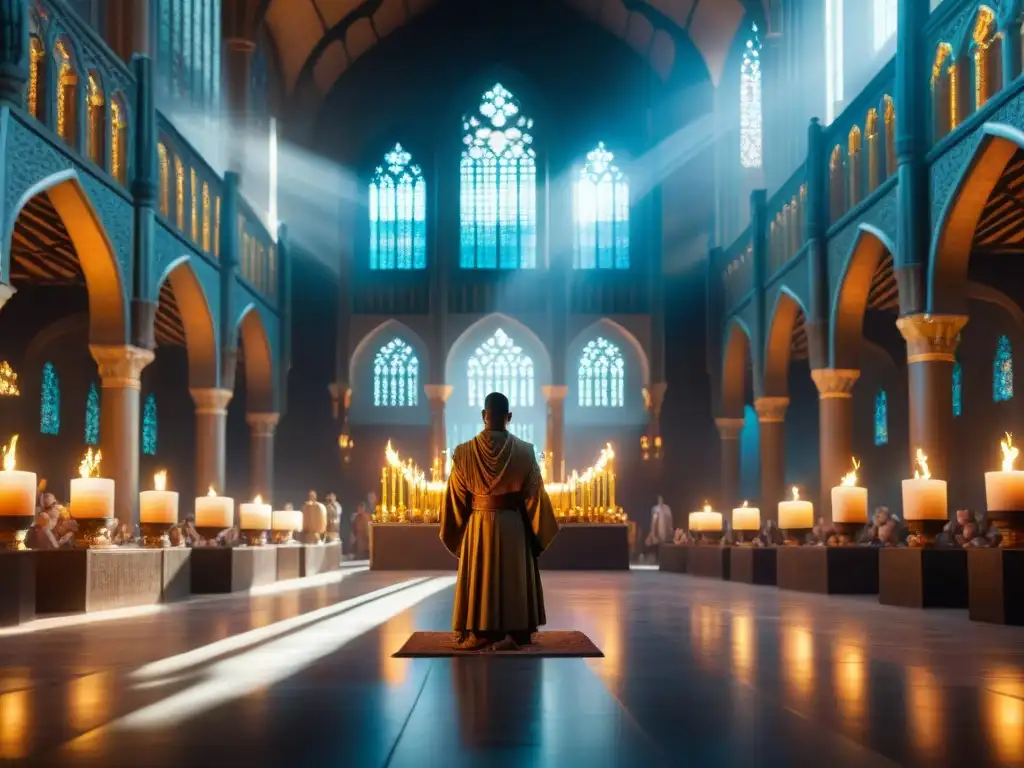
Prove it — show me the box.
[237,195,277,303]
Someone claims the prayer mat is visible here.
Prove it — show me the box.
[393,631,603,658]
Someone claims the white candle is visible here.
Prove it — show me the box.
[196,488,234,529]
[778,487,813,529]
[71,478,115,519]
[688,511,702,532]
[272,509,303,532]
[732,503,761,532]
[240,496,272,531]
[831,486,868,524]
[986,432,1024,511]
[702,511,723,532]
[140,490,179,524]
[901,479,947,521]
[0,433,34,517]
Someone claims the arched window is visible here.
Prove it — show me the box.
[874,389,888,446]
[142,393,158,455]
[55,39,79,146]
[174,155,185,230]
[110,95,127,184]
[578,337,625,407]
[369,143,427,270]
[40,362,60,435]
[468,329,535,410]
[157,142,170,216]
[848,126,862,207]
[995,334,1014,402]
[86,72,105,167]
[460,83,536,269]
[373,339,420,407]
[873,0,898,52]
[953,356,963,416]
[28,35,46,121]
[932,43,955,139]
[84,382,100,445]
[574,143,629,270]
[883,95,897,177]
[972,6,1001,109]
[740,23,762,169]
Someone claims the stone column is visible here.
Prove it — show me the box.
[715,417,745,507]
[755,396,789,520]
[90,345,155,526]
[247,412,278,503]
[190,388,233,497]
[424,384,453,462]
[542,385,569,477]
[811,369,860,520]
[897,314,967,486]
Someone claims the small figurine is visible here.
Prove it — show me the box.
[860,506,903,546]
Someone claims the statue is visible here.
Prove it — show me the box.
[324,492,341,542]
[756,520,784,547]
[940,509,1002,548]
[860,506,903,547]
[301,490,327,544]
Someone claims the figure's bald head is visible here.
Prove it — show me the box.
[482,392,511,431]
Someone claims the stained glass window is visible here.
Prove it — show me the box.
[460,83,536,269]
[740,23,762,169]
[143,393,158,455]
[874,389,888,446]
[574,143,629,270]
[84,382,99,445]
[467,329,535,408]
[369,143,427,270]
[995,335,1014,402]
[578,338,625,407]
[873,0,898,51]
[373,339,419,407]
[953,357,963,416]
[40,362,60,435]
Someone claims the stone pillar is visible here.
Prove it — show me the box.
[247,413,278,503]
[755,396,789,520]
[424,384,454,462]
[811,369,860,520]
[897,314,967,486]
[190,388,233,497]
[542,385,569,477]
[715,417,745,507]
[90,345,155,526]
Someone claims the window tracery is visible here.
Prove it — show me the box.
[874,389,888,446]
[369,143,426,270]
[373,339,420,407]
[574,143,629,270]
[578,338,625,407]
[740,23,763,169]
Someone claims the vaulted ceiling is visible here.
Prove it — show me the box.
[259,0,762,104]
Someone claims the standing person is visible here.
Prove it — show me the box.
[301,490,327,543]
[439,392,559,651]
[351,502,371,559]
[324,492,342,545]
[645,495,674,562]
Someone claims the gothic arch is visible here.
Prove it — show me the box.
[156,257,218,388]
[932,123,1024,313]
[565,318,649,426]
[763,287,806,398]
[445,313,552,387]
[348,319,431,425]
[831,225,895,370]
[4,171,127,345]
[236,305,275,413]
[566,318,650,387]
[721,318,752,419]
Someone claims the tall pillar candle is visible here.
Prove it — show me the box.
[195,488,234,529]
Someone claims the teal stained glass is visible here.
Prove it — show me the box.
[369,143,426,270]
[143,393,158,455]
[84,382,100,445]
[994,335,1013,402]
[574,144,629,270]
[874,389,888,446]
[952,359,963,416]
[40,362,60,435]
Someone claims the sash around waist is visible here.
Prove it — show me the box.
[470,492,523,511]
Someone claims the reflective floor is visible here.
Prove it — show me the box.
[1,568,1023,766]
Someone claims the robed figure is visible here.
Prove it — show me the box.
[439,392,559,650]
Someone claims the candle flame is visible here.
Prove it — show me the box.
[78,448,101,479]
[702,502,712,513]
[154,470,167,491]
[207,485,217,497]
[1,434,17,472]
[840,457,860,487]
[253,494,263,505]
[914,448,931,480]
[742,500,749,507]
[1001,432,1019,472]
[385,440,402,468]
[791,486,800,501]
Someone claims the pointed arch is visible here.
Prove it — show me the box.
[40,362,60,435]
[446,313,551,387]
[831,225,896,369]
[349,319,430,425]
[236,305,275,413]
[566,319,648,426]
[971,6,1001,110]
[763,289,807,398]
[86,70,105,168]
[54,37,80,147]
[27,32,46,121]
[848,126,863,207]
[829,145,846,222]
[110,93,128,184]
[156,257,218,388]
[882,95,897,177]
[932,42,955,140]
[721,319,752,419]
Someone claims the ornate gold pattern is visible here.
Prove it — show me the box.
[89,345,155,389]
[190,387,233,415]
[897,314,968,363]
[811,368,860,398]
[754,396,789,423]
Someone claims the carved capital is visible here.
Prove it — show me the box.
[811,368,860,399]
[754,396,789,423]
[191,387,234,416]
[541,385,569,404]
[247,412,279,437]
[715,417,745,440]
[89,345,155,390]
[328,382,351,419]
[424,384,455,404]
[897,314,968,363]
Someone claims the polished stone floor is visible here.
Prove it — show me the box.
[1,566,1022,766]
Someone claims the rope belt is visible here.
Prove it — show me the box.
[470,492,523,511]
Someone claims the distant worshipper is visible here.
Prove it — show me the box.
[324,492,342,543]
[351,502,370,559]
[302,490,327,542]
[439,391,559,651]
[644,495,674,561]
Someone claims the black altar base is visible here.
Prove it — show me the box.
[190,546,278,594]
[276,545,301,580]
[968,548,1024,625]
[161,547,192,603]
[35,548,174,613]
[776,546,879,595]
[879,547,967,609]
[300,541,342,577]
[658,544,688,573]
[729,547,777,585]
[0,551,36,626]
[686,545,730,579]
[370,523,631,571]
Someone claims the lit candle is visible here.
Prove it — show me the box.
[778,486,814,530]
[700,503,723,532]
[272,509,303,532]
[0,436,36,518]
[140,470,179,525]
[195,486,234,529]
[902,449,947,521]
[70,448,114,519]
[688,510,703,532]
[381,467,387,512]
[732,500,761,532]
[831,457,868,524]
[985,432,1024,511]
[240,494,272,531]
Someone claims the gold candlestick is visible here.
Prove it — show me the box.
[381,467,388,513]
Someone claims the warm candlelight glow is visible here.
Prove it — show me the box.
[779,486,814,530]
[732,500,761,532]
[2,434,17,472]
[1002,432,1018,472]
[240,495,272,531]
[207,485,217,497]
[153,470,167,492]
[0,435,36,520]
[195,489,234,529]
[140,472,178,525]
[791,485,800,501]
[903,448,947,521]
[914,448,931,480]
[70,453,114,519]
[840,457,860,487]
[79,448,102,479]
[986,432,1024,512]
